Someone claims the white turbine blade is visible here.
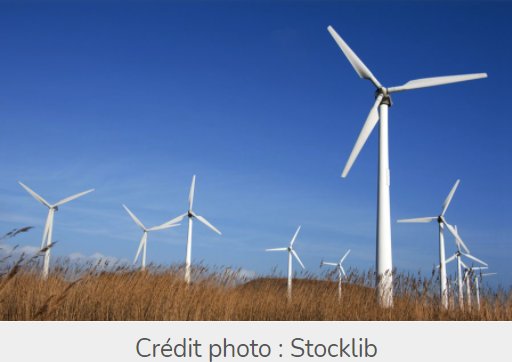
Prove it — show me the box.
[444,221,470,254]
[340,249,351,264]
[482,273,497,277]
[341,94,383,178]
[188,175,196,211]
[397,216,437,223]
[265,247,287,252]
[327,26,382,88]
[387,73,487,93]
[193,213,221,235]
[441,179,460,216]
[163,212,187,227]
[321,262,338,266]
[291,249,305,269]
[122,204,146,230]
[290,225,301,247]
[445,254,457,265]
[18,181,51,208]
[54,189,94,207]
[133,232,147,264]
[148,222,181,232]
[460,260,469,270]
[340,265,347,277]
[471,267,488,271]
[461,252,488,266]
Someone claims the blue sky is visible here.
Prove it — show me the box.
[0,1,510,288]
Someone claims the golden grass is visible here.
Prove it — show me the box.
[0,262,510,321]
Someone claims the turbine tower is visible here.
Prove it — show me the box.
[123,204,180,271]
[398,180,465,309]
[327,25,487,307]
[265,226,305,300]
[462,265,487,311]
[163,175,221,284]
[18,181,94,279]
[321,249,351,300]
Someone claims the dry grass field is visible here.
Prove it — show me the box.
[0,260,510,321]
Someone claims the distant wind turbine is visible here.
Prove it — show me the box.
[462,265,488,311]
[327,25,487,307]
[18,181,94,279]
[122,204,180,271]
[474,272,497,311]
[398,180,465,309]
[266,226,305,300]
[321,249,351,300]
[163,175,221,284]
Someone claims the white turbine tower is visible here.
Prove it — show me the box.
[321,249,351,300]
[123,205,180,271]
[474,272,497,311]
[444,225,487,310]
[18,181,94,279]
[398,180,465,309]
[163,175,221,284]
[265,226,305,300]
[327,25,487,307]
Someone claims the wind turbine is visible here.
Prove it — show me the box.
[327,25,487,307]
[398,180,466,309]
[163,175,221,284]
[265,226,305,300]
[18,181,94,279]
[462,264,488,311]
[444,225,487,310]
[123,205,180,271]
[474,272,497,311]
[321,249,351,300]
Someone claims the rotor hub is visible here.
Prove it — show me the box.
[375,88,392,106]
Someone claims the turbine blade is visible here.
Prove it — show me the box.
[290,225,301,247]
[123,204,146,230]
[460,260,469,270]
[482,273,497,277]
[327,26,382,88]
[54,189,94,207]
[441,179,460,216]
[340,265,347,277]
[445,254,457,265]
[189,175,196,211]
[397,216,437,223]
[163,213,188,227]
[444,221,470,254]
[321,262,338,266]
[291,249,305,269]
[40,211,52,249]
[133,232,147,264]
[265,247,287,252]
[341,94,383,178]
[461,252,488,266]
[18,181,51,208]
[387,73,487,93]
[148,223,180,232]
[340,249,351,264]
[194,213,221,235]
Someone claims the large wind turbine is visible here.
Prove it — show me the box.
[321,249,351,300]
[398,180,466,309]
[265,226,305,300]
[123,205,180,271]
[327,25,487,307]
[18,181,94,278]
[163,175,221,284]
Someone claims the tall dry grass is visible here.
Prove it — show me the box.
[0,262,510,321]
[1,228,510,321]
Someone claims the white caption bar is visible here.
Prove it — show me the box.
[0,321,509,361]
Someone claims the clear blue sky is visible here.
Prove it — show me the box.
[0,1,510,288]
